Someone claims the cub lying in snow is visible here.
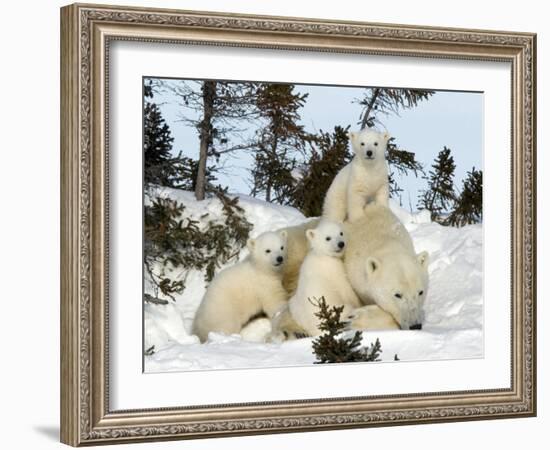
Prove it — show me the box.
[192,230,289,342]
[287,221,361,337]
[323,128,391,223]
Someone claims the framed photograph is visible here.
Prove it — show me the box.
[60,3,536,446]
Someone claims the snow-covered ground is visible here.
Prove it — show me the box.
[144,186,483,372]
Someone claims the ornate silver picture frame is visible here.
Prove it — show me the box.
[60,3,536,446]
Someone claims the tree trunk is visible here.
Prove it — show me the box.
[265,135,279,203]
[195,81,216,200]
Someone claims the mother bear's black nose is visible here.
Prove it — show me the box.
[366,150,373,157]
[276,256,283,263]
[409,323,422,330]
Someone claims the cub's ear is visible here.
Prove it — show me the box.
[279,230,288,240]
[348,131,357,141]
[382,131,391,142]
[306,229,316,241]
[365,257,381,276]
[247,238,256,251]
[417,251,429,268]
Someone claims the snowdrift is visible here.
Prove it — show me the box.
[144,186,483,372]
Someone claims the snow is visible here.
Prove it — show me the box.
[144,187,483,372]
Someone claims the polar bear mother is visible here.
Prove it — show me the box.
[279,203,429,331]
[344,203,429,330]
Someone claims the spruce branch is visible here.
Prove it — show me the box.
[143,188,253,302]
[446,167,483,226]
[311,297,384,364]
[144,293,169,305]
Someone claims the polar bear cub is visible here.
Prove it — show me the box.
[323,128,390,223]
[288,221,361,337]
[192,230,289,342]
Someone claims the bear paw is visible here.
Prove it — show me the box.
[343,305,400,331]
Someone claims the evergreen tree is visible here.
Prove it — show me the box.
[417,146,457,222]
[144,81,177,187]
[250,83,311,203]
[290,126,352,217]
[446,167,483,226]
[170,154,217,192]
[311,297,383,364]
[144,79,207,190]
[386,138,424,199]
[160,79,259,200]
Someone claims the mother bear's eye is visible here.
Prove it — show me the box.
[326,237,331,241]
[374,142,379,146]
[280,246,284,250]
[394,293,402,299]
[419,290,424,296]
[360,142,365,146]
[265,249,271,254]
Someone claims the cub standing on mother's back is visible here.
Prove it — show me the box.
[323,128,390,223]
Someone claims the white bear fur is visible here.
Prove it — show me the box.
[323,129,390,223]
[192,230,289,342]
[344,203,429,330]
[345,305,400,331]
[280,218,320,294]
[265,303,308,343]
[288,221,361,337]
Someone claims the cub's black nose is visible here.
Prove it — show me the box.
[338,241,345,249]
[276,256,283,263]
[409,323,422,330]
[366,150,373,157]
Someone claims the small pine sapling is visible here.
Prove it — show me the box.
[311,297,383,364]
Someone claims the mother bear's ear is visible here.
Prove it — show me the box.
[417,251,429,268]
[306,229,316,242]
[365,257,381,276]
[247,238,256,252]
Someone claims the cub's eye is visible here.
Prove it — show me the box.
[326,237,332,241]
[374,142,379,146]
[340,232,343,236]
[419,290,424,296]
[394,293,402,299]
[265,249,271,254]
[360,142,365,146]
[280,246,284,250]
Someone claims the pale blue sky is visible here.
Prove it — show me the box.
[148,79,483,211]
